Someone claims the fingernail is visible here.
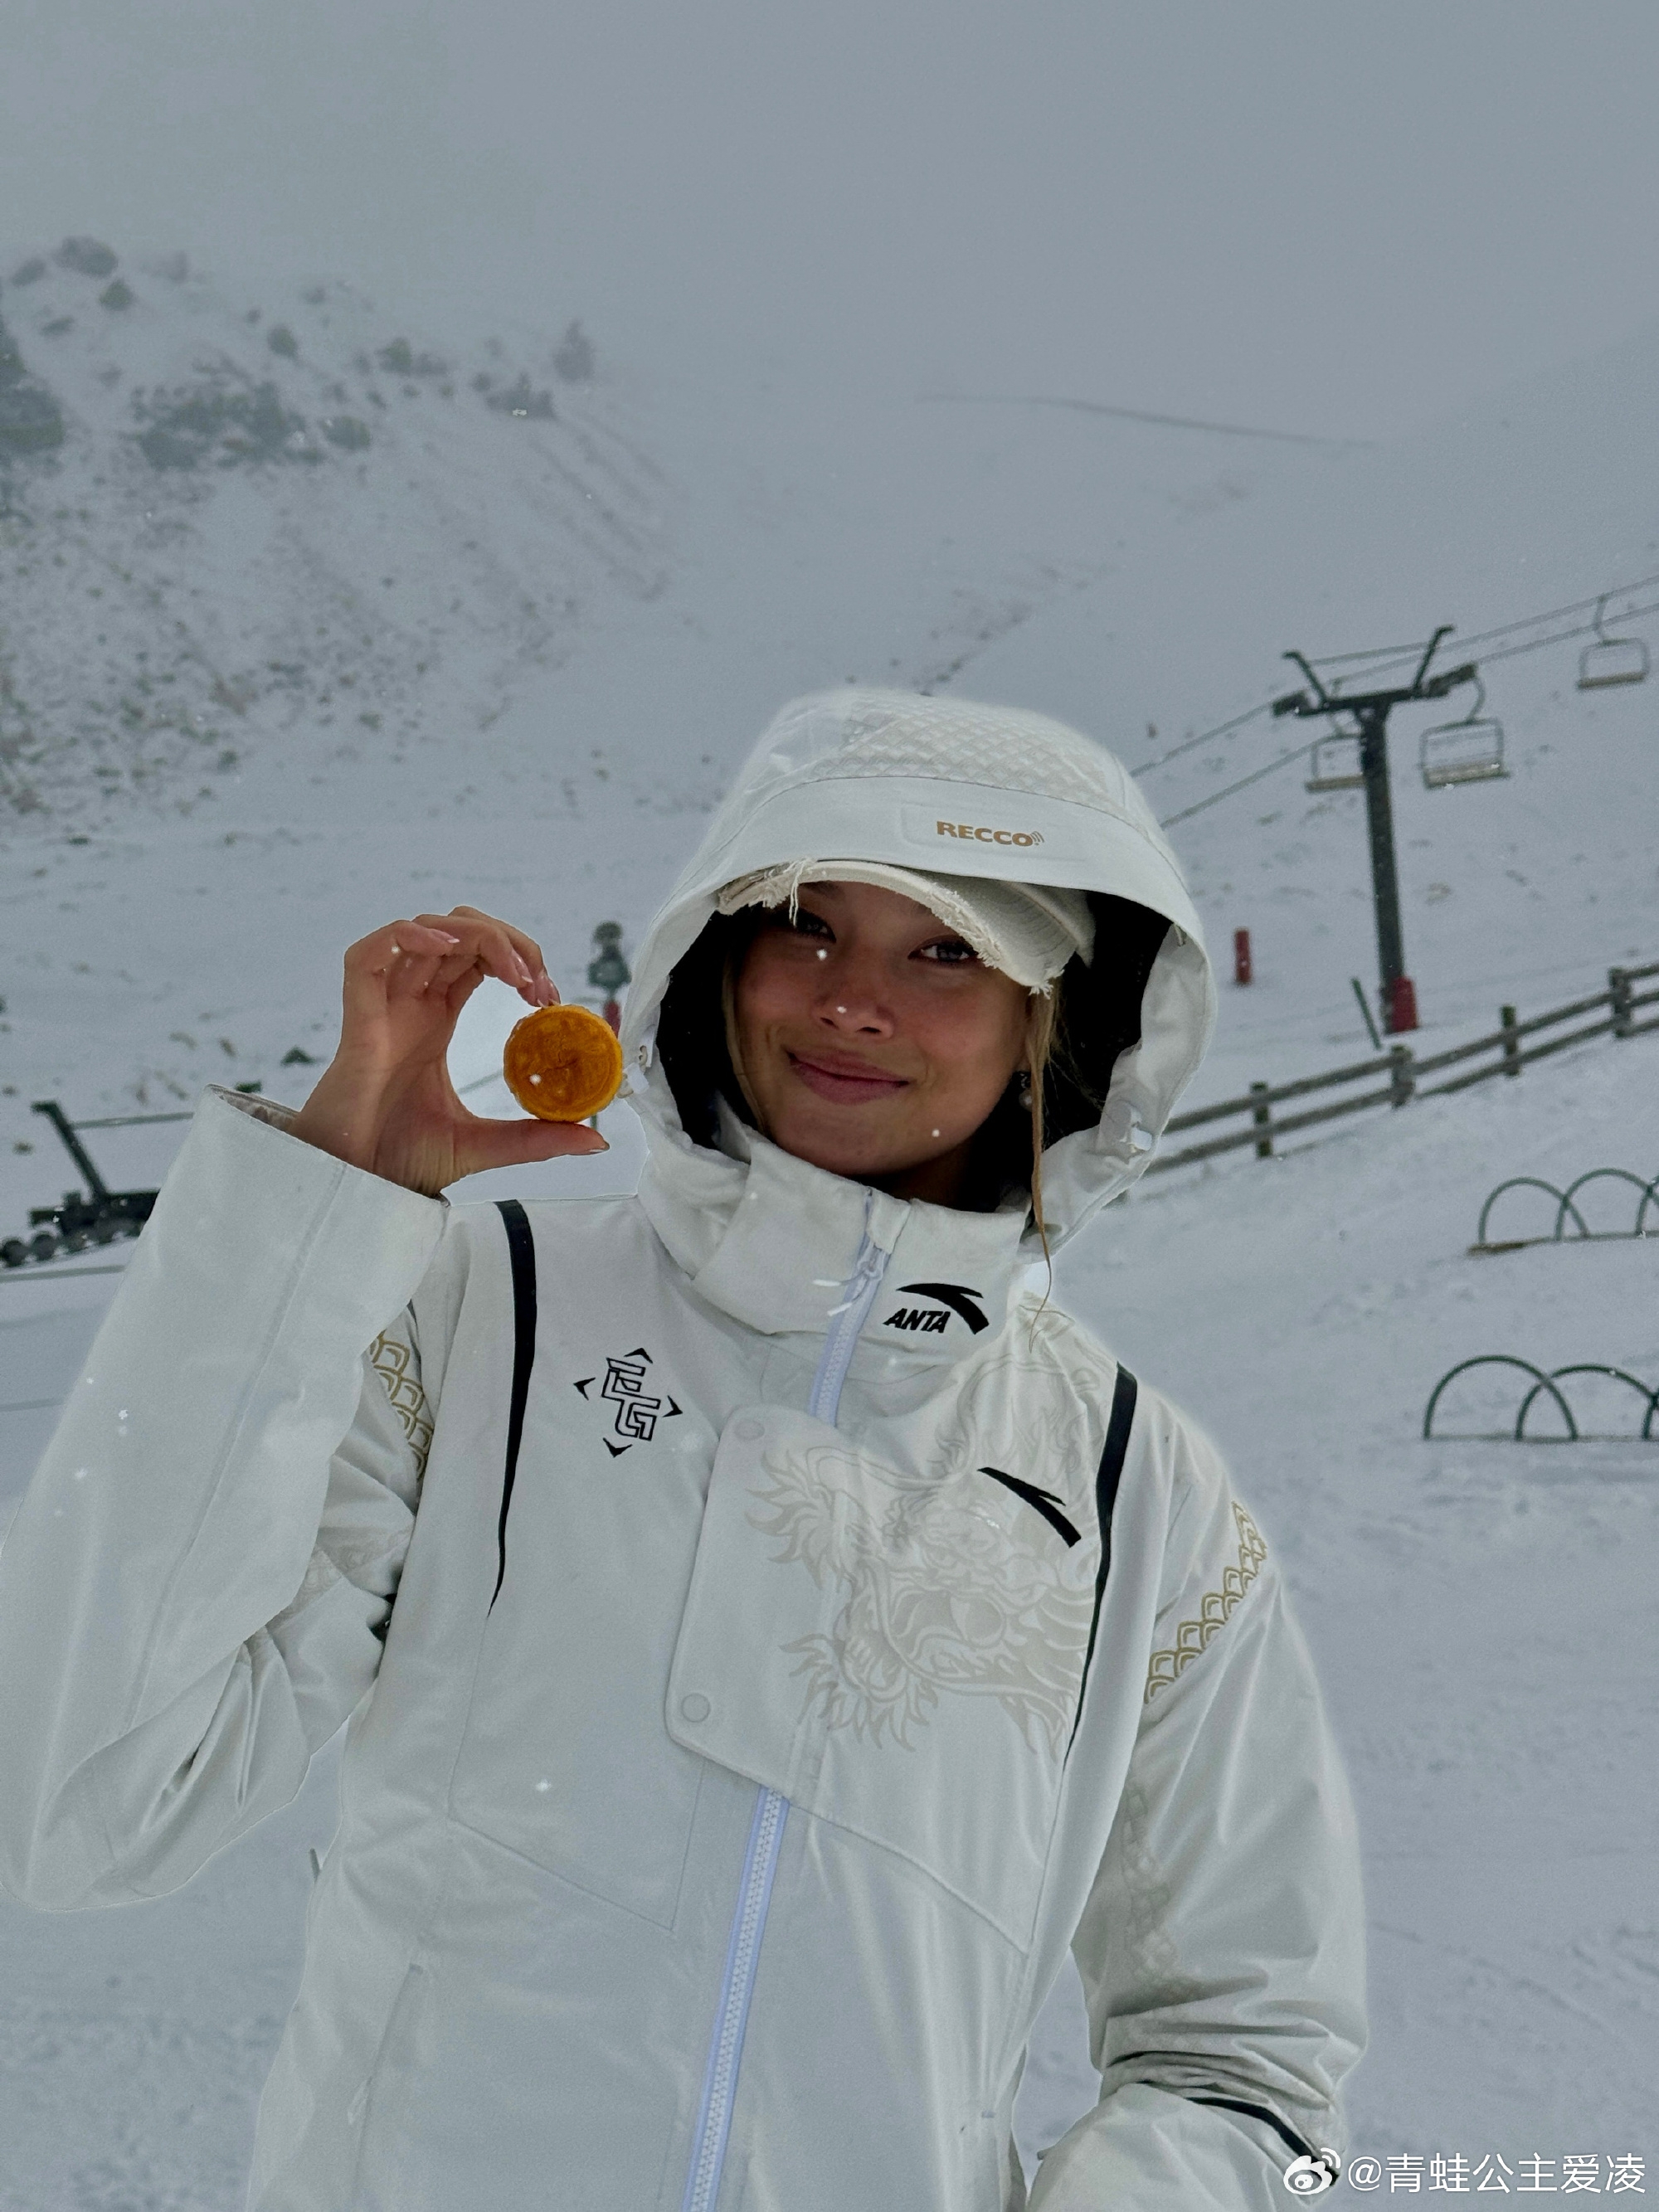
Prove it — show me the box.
[435,931,462,946]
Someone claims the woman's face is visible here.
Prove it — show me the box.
[732,880,1031,1204]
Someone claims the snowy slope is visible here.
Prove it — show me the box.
[2,253,1657,2202]
[961,320,1659,1099]
[1020,1020,1659,2165]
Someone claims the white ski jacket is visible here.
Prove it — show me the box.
[0,691,1365,2211]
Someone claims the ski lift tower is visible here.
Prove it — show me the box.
[1274,625,1476,1034]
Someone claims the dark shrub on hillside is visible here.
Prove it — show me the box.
[134,379,316,469]
[56,237,119,278]
[0,314,64,455]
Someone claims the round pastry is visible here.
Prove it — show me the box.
[503,1003,625,1122]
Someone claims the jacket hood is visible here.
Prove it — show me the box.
[621,687,1215,1261]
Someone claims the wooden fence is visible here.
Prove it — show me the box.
[1146,960,1659,1176]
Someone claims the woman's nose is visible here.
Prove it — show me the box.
[811,950,893,1033]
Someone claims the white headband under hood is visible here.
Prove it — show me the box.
[714,859,1095,992]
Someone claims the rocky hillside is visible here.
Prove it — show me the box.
[0,237,668,824]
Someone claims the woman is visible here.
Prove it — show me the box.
[0,689,1364,2210]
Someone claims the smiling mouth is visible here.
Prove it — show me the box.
[786,1050,910,1106]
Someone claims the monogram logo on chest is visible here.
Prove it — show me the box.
[572,1346,684,1457]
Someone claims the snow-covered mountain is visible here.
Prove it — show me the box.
[0,230,1311,848]
[0,236,670,826]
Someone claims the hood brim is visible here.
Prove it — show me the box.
[617,689,1216,1253]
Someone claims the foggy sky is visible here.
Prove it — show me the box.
[6,0,1659,441]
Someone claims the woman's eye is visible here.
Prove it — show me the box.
[916,936,979,965]
[784,907,834,941]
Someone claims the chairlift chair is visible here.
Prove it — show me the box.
[1577,594,1649,690]
[1304,732,1365,793]
[1419,672,1507,789]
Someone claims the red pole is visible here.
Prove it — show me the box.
[1233,928,1253,986]
[1385,975,1418,1034]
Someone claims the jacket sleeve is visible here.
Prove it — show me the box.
[0,1088,446,1909]
[1028,1429,1366,2210]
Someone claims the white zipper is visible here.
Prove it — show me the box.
[679,1206,890,2212]
[808,1216,889,1424]
[679,1784,788,2212]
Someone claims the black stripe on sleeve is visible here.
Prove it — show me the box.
[1186,2093,1321,2167]
[1066,1364,1139,1753]
[491,1198,538,1610]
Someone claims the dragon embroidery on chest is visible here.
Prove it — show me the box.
[747,1328,1109,1758]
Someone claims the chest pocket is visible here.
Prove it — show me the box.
[665,1405,1102,1948]
[445,1395,713,1924]
[444,1203,709,1928]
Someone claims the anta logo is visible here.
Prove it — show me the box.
[573,1345,684,1457]
[936,821,1044,848]
[885,1306,951,1335]
[979,1466,1082,1548]
[881,1281,990,1335]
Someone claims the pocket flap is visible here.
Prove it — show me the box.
[668,1405,1096,1945]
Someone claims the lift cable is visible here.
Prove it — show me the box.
[1467,594,1659,672]
[1127,701,1274,777]
[1306,640,1437,667]
[1137,575,1659,786]
[1305,570,1659,684]
[1151,580,1659,829]
[1159,741,1318,829]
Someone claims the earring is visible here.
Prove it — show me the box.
[1016,1070,1033,1110]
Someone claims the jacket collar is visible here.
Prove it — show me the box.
[634,1108,1029,1363]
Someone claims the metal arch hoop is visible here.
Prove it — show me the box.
[1422,1355,1578,1441]
[1475,1177,1585,1247]
[1633,1177,1659,1238]
[1512,1364,1659,1441]
[1554,1168,1659,1241]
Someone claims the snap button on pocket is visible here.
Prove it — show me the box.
[679,1693,711,1723]
[733,1417,764,1441]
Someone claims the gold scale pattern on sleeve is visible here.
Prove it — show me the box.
[1143,1502,1267,1704]
[368,1330,434,1477]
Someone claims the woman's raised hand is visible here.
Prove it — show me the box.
[287,907,609,1195]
